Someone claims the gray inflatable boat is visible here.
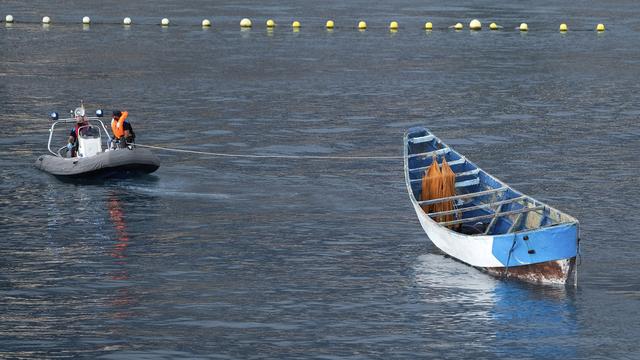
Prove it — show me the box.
[35,107,160,180]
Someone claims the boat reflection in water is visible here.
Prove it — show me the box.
[108,193,130,263]
[106,191,137,320]
[412,253,577,358]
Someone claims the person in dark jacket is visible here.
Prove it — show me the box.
[111,110,136,148]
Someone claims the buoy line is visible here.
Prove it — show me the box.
[1,15,607,32]
[136,143,403,160]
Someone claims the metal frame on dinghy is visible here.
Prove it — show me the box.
[47,114,113,158]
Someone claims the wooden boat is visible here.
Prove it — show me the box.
[404,127,579,285]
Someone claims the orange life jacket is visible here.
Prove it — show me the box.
[111,111,129,139]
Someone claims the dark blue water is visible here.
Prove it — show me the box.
[2,1,639,359]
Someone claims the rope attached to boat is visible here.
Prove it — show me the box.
[503,235,518,278]
[136,144,404,160]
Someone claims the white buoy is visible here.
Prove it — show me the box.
[454,22,463,30]
[123,17,132,25]
[202,19,211,27]
[240,18,252,27]
[161,18,170,26]
[469,19,481,30]
[5,15,14,23]
[42,16,51,24]
[266,19,275,28]
[82,16,91,24]
[519,23,528,31]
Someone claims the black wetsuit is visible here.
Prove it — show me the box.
[122,121,136,143]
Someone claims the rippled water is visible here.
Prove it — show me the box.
[2,1,640,359]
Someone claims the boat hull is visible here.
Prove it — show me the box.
[412,200,578,285]
[35,147,160,179]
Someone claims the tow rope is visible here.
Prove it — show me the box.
[136,144,403,160]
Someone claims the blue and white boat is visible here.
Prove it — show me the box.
[404,127,579,285]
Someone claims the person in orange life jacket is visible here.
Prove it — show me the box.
[110,110,135,148]
[66,107,89,157]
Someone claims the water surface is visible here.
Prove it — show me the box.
[1,1,639,359]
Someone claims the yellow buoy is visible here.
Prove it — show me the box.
[240,18,252,28]
[389,21,398,30]
[424,22,433,30]
[123,17,132,25]
[292,20,301,28]
[42,16,51,24]
[358,20,367,30]
[489,22,498,30]
[266,19,275,28]
[202,19,211,27]
[469,19,481,30]
[454,22,463,30]
[161,18,170,26]
[596,23,605,31]
[519,23,528,31]
[5,15,14,23]
[559,23,568,32]
[326,20,334,29]
[82,16,91,24]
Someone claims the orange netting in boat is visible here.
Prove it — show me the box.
[420,156,457,226]
[440,158,457,226]
[420,156,442,213]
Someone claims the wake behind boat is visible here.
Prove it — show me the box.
[35,105,160,180]
[404,127,579,285]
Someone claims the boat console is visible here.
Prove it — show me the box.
[77,125,103,158]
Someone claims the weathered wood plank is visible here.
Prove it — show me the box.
[409,168,481,183]
[418,186,508,206]
[438,205,545,227]
[409,135,435,144]
[409,157,466,172]
[455,178,480,188]
[428,195,528,217]
[407,148,450,159]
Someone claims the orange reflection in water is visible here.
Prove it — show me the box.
[106,194,136,320]
[108,195,129,262]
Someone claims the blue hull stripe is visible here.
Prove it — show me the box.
[491,224,578,266]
